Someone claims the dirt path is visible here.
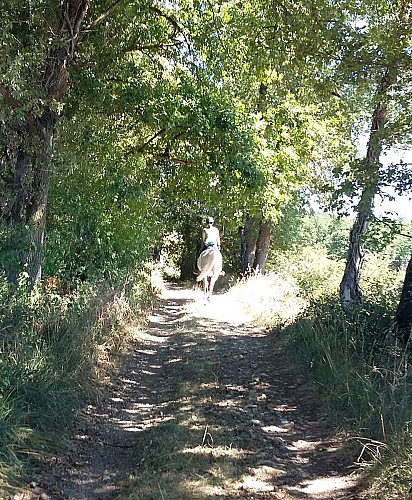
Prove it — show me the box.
[30,284,363,499]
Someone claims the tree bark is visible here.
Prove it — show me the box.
[253,220,271,274]
[239,215,260,273]
[339,210,368,309]
[340,68,396,311]
[0,1,90,285]
[239,216,270,275]
[394,254,412,344]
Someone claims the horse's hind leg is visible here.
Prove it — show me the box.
[208,275,218,300]
[203,277,209,302]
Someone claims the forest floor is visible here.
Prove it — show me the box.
[15,283,367,500]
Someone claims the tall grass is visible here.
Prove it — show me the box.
[280,300,412,498]
[0,265,160,494]
[238,246,412,498]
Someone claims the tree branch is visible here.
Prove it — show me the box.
[136,129,166,153]
[377,216,412,239]
[149,6,182,37]
[156,153,193,165]
[0,84,22,108]
[84,0,126,31]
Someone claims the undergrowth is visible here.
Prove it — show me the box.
[230,246,412,498]
[0,264,161,496]
[264,247,412,499]
[280,302,412,499]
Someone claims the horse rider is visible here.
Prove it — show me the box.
[201,216,221,253]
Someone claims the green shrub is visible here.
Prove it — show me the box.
[261,242,412,498]
[0,267,159,493]
[360,252,405,310]
[270,245,344,302]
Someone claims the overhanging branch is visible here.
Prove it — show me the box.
[84,0,126,31]
[136,129,166,153]
[149,5,182,37]
[0,84,22,109]
[156,153,193,165]
[376,216,412,239]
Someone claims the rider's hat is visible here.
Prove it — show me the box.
[206,216,214,224]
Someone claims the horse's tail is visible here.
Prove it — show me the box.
[196,248,219,282]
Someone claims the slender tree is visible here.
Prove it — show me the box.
[340,68,398,309]
[1,1,91,284]
[339,1,412,310]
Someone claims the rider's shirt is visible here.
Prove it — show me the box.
[203,226,220,248]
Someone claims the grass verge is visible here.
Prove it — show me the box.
[0,265,161,496]
[267,248,412,499]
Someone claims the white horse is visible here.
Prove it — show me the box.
[196,247,223,301]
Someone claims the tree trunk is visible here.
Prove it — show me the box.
[239,215,260,273]
[0,111,56,284]
[340,68,396,311]
[0,1,90,285]
[394,254,412,344]
[339,210,368,309]
[253,221,271,274]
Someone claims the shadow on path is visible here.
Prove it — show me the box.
[43,284,363,499]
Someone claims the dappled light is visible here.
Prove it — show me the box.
[43,283,362,499]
